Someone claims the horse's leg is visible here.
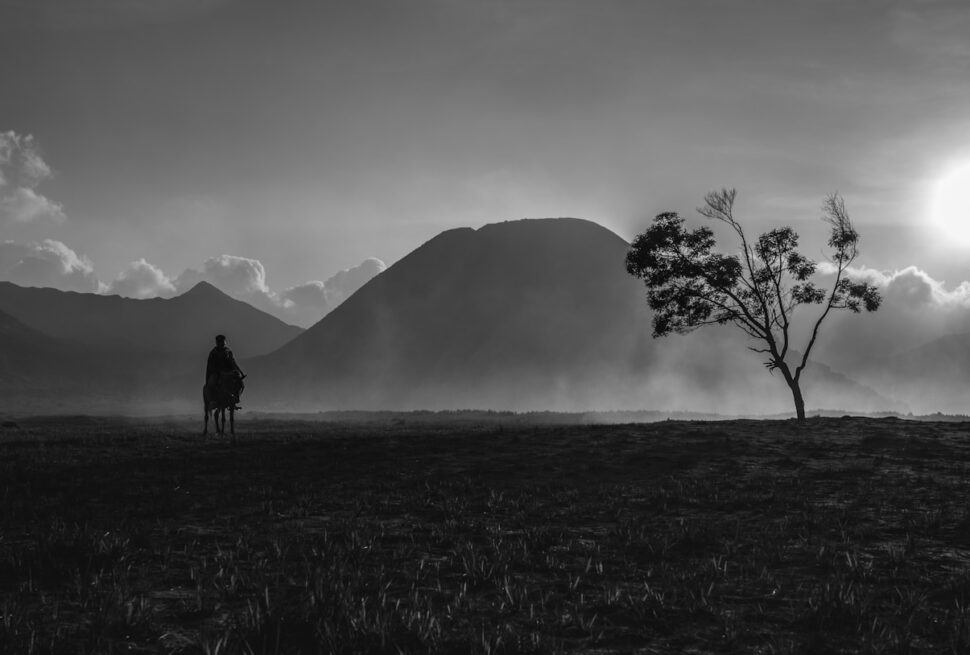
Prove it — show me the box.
[202,389,209,436]
[216,407,224,436]
[229,407,235,441]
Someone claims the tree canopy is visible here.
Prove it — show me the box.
[626,189,881,420]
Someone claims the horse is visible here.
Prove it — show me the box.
[203,371,245,438]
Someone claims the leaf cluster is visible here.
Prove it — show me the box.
[626,189,882,384]
[625,212,744,337]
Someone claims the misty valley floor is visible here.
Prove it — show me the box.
[4,416,970,653]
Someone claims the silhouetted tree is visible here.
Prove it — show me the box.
[626,189,881,420]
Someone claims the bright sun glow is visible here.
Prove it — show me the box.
[931,162,970,245]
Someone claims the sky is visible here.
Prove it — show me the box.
[3,0,970,330]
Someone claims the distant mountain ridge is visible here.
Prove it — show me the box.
[0,281,302,358]
[247,218,900,414]
[0,282,303,412]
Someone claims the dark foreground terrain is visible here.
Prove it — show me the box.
[3,415,970,653]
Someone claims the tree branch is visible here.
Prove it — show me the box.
[795,194,858,381]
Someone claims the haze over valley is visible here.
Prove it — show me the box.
[2,215,967,416]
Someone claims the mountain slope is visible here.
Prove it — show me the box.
[250,219,654,409]
[853,332,970,414]
[248,218,898,414]
[0,308,136,413]
[0,281,302,358]
[0,308,72,388]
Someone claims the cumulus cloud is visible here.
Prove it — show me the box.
[320,257,386,307]
[802,261,970,368]
[0,240,384,326]
[0,239,103,293]
[279,257,386,326]
[821,262,970,309]
[278,281,328,324]
[107,258,177,299]
[0,131,65,224]
[173,254,280,317]
[174,254,271,297]
[171,254,384,326]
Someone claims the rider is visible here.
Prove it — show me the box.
[205,334,245,409]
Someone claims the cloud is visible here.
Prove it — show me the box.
[0,131,65,224]
[0,239,103,293]
[822,262,970,309]
[801,261,970,369]
[279,281,327,321]
[173,254,283,318]
[107,258,177,299]
[170,254,385,327]
[280,258,386,327]
[322,257,386,305]
[175,254,271,297]
[0,242,384,326]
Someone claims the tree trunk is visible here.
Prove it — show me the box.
[789,381,806,421]
[777,362,806,421]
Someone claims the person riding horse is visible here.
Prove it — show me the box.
[205,334,244,409]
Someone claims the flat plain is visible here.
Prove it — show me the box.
[3,414,970,654]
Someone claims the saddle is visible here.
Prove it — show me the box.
[206,371,245,408]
